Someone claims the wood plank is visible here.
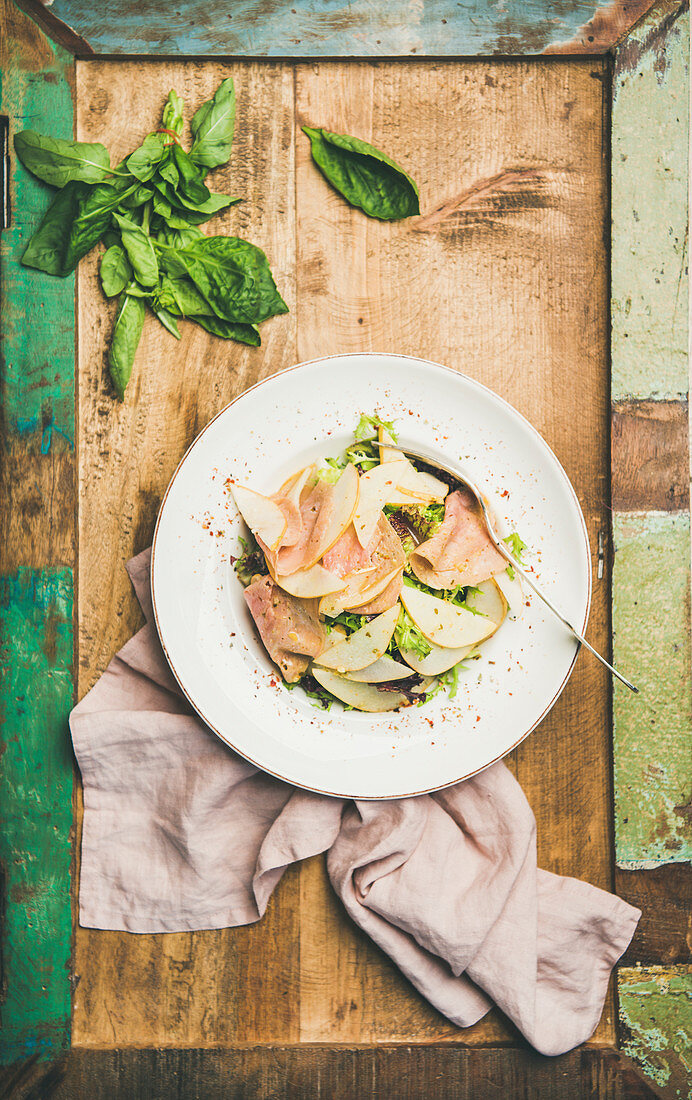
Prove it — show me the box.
[0,0,75,1066]
[616,865,692,965]
[72,59,299,1048]
[0,1046,671,1100]
[294,58,613,1044]
[618,966,692,1098]
[16,0,658,59]
[612,512,692,867]
[611,0,689,401]
[612,400,690,512]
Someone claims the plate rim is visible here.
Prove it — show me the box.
[151,351,592,799]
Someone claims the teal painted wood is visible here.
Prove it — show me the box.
[0,3,76,1067]
[0,569,73,1065]
[611,0,689,400]
[35,0,653,58]
[0,26,75,446]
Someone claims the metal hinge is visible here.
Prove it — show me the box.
[1,116,10,230]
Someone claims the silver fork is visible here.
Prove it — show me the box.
[379,439,638,693]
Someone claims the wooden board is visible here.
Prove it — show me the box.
[17,0,658,60]
[72,57,613,1049]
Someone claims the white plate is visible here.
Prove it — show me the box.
[151,353,590,799]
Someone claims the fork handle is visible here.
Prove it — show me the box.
[493,541,639,693]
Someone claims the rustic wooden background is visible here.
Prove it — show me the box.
[73,57,614,1048]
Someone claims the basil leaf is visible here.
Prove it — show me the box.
[113,212,159,288]
[109,293,145,399]
[117,183,154,209]
[158,153,179,189]
[191,314,260,345]
[189,77,235,169]
[23,179,133,276]
[157,235,288,324]
[14,130,113,188]
[162,90,184,138]
[176,193,241,224]
[126,132,166,182]
[121,281,152,298]
[172,145,210,205]
[157,225,203,249]
[154,307,181,339]
[100,243,132,297]
[156,273,213,316]
[302,126,419,220]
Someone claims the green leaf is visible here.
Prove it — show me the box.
[126,132,166,182]
[191,314,260,345]
[302,126,419,221]
[393,607,432,658]
[14,130,113,188]
[503,532,527,562]
[178,192,241,223]
[100,244,132,297]
[156,235,288,324]
[172,144,210,204]
[156,273,212,315]
[117,183,154,209]
[22,178,134,276]
[154,307,181,340]
[108,293,145,399]
[189,77,236,169]
[158,152,179,189]
[353,411,398,443]
[157,224,204,250]
[113,212,159,288]
[162,89,184,138]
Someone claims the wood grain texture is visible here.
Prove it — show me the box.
[73,58,613,1048]
[617,865,692,965]
[612,400,690,511]
[73,60,299,1048]
[0,1046,672,1100]
[17,0,657,59]
[295,58,613,1044]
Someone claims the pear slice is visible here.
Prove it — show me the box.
[320,565,400,617]
[343,655,413,683]
[302,461,360,569]
[493,569,524,621]
[231,484,287,551]
[354,462,441,547]
[311,666,409,712]
[400,584,496,648]
[464,578,507,636]
[400,640,475,676]
[378,425,400,464]
[315,603,399,672]
[272,562,346,598]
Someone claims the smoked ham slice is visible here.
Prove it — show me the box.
[321,515,406,615]
[409,489,506,590]
[244,575,326,682]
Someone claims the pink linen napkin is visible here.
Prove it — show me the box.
[70,549,640,1056]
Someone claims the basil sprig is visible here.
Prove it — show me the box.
[302,126,419,221]
[14,81,287,399]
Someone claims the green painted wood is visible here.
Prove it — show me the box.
[611,0,689,401]
[0,0,76,1067]
[618,967,692,1098]
[16,0,657,59]
[0,569,73,1065]
[612,513,692,868]
[0,12,75,447]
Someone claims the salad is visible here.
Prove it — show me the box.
[230,414,524,713]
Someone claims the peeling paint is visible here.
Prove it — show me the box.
[611,1,689,399]
[619,966,692,1096]
[546,0,654,54]
[613,514,692,866]
[32,0,657,57]
[0,569,73,1065]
